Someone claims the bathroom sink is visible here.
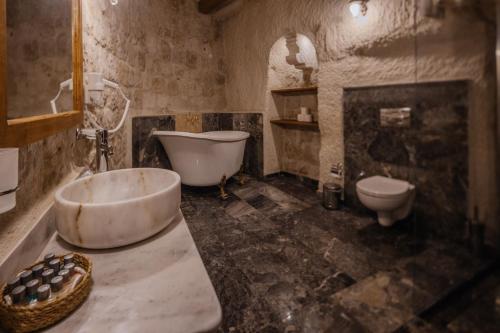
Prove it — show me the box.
[54,168,181,249]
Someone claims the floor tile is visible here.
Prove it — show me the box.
[180,175,495,333]
[224,197,257,219]
[246,194,286,217]
[332,272,434,333]
[394,317,443,333]
[446,286,500,333]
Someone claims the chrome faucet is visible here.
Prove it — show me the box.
[76,128,114,173]
[95,129,113,173]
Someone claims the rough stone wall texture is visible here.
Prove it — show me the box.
[83,0,227,170]
[267,34,320,180]
[7,0,73,118]
[0,1,90,265]
[0,0,226,264]
[220,0,498,242]
[270,90,320,180]
[0,130,90,264]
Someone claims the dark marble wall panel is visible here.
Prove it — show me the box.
[134,113,264,178]
[220,113,234,131]
[201,113,234,132]
[132,116,175,169]
[201,113,220,132]
[232,113,264,178]
[343,81,469,240]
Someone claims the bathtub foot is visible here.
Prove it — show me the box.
[238,164,246,186]
[219,175,229,200]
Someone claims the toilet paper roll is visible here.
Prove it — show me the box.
[0,148,19,214]
[300,107,309,115]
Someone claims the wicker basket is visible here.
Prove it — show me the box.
[0,253,92,333]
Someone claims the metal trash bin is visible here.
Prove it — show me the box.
[323,182,342,210]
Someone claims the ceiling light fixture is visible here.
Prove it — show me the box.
[349,0,368,18]
[110,0,118,5]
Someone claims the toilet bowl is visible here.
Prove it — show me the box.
[356,176,415,227]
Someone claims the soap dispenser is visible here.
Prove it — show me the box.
[0,148,19,214]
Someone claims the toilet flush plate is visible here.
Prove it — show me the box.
[380,107,411,128]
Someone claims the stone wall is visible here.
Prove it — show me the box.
[270,91,320,180]
[7,0,73,118]
[0,130,90,264]
[83,0,227,170]
[267,34,321,180]
[220,0,498,243]
[0,0,89,264]
[0,0,226,264]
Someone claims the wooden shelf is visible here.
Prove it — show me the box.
[270,119,319,131]
[271,86,318,95]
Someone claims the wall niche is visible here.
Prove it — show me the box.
[266,32,321,181]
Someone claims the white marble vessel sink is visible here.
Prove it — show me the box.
[55,168,181,249]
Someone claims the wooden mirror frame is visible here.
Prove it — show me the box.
[0,0,83,148]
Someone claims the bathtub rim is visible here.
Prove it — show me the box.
[153,130,250,142]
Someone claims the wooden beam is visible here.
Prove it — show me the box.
[198,0,235,14]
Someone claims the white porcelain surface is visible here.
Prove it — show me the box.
[41,212,222,333]
[356,176,415,226]
[55,168,181,249]
[357,175,412,198]
[154,130,250,186]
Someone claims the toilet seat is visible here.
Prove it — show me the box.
[356,176,412,198]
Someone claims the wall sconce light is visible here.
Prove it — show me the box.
[349,0,368,18]
[110,0,118,5]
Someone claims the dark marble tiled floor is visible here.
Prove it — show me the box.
[181,174,496,333]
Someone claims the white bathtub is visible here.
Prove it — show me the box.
[154,131,250,186]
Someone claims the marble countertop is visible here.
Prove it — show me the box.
[40,211,221,333]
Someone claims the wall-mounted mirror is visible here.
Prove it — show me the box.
[7,0,73,118]
[0,0,83,147]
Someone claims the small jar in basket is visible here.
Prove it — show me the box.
[0,253,92,333]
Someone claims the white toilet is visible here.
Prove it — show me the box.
[356,175,416,227]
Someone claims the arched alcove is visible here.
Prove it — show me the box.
[264,32,321,182]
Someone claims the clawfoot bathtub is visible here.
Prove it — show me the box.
[154,131,250,187]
